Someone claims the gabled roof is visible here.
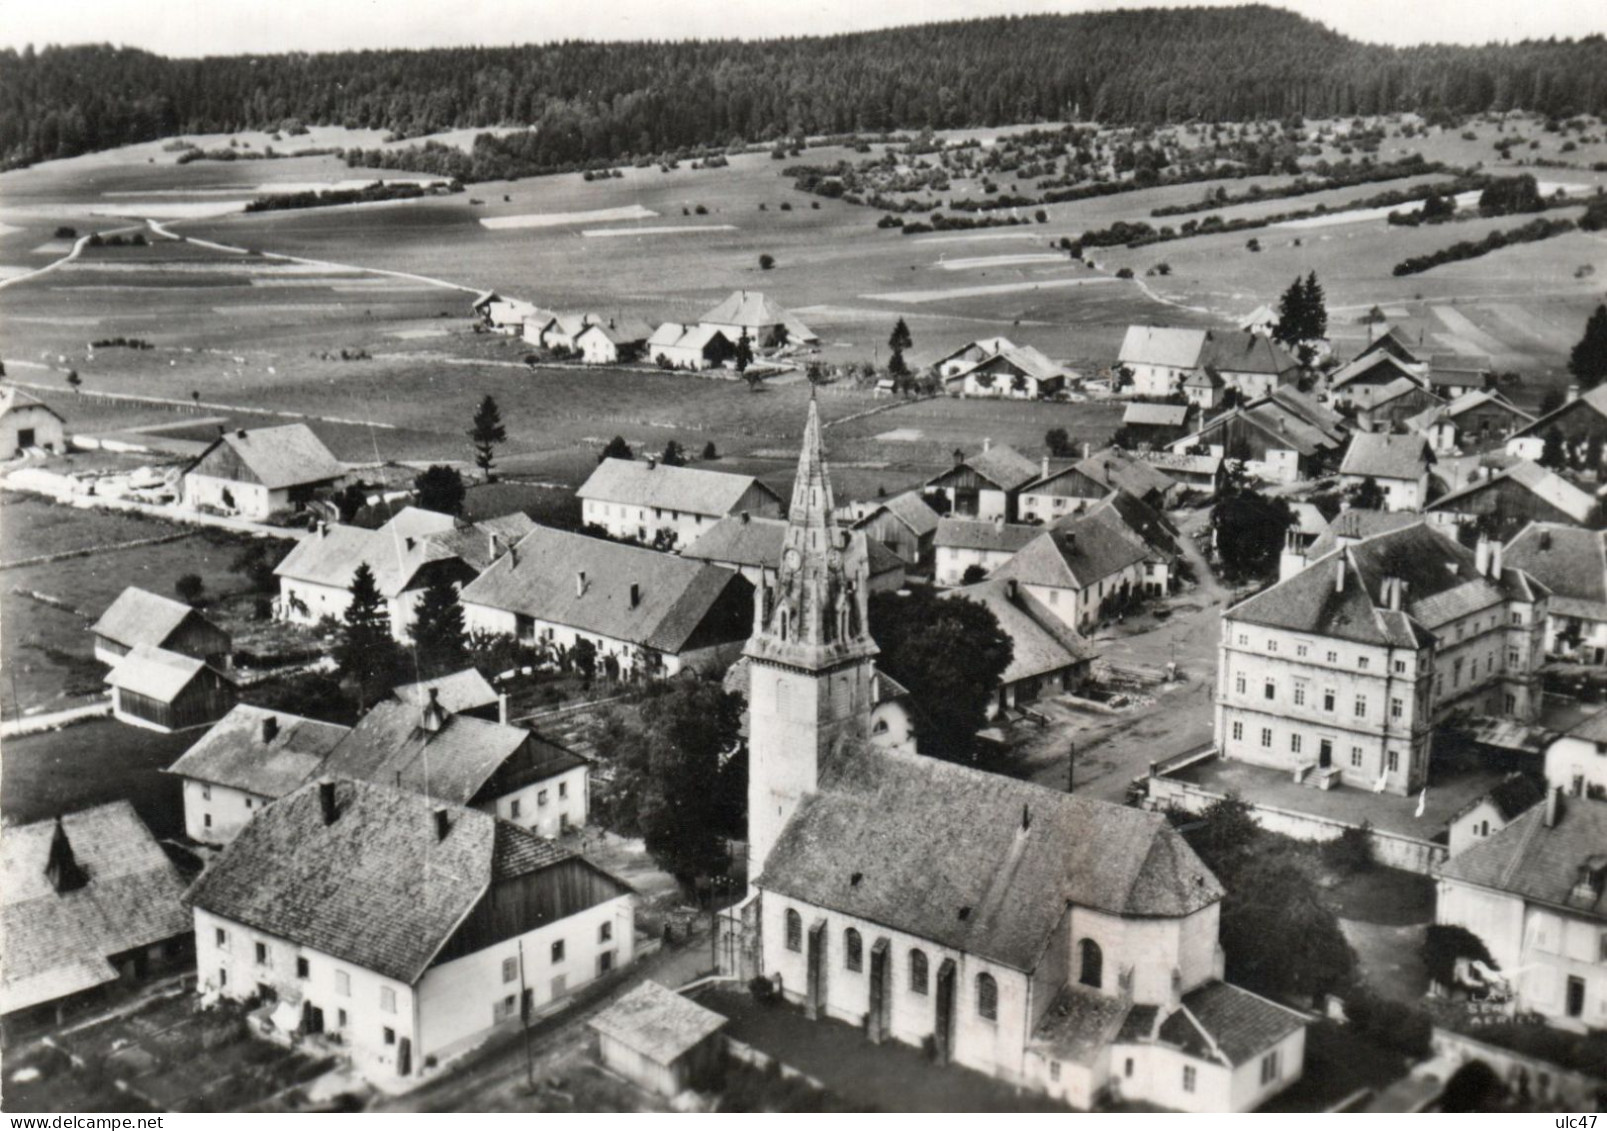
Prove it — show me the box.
[274,520,453,596]
[2,803,192,1015]
[1561,706,1607,745]
[105,644,232,702]
[589,980,727,1063]
[993,501,1154,591]
[852,490,941,538]
[647,322,688,348]
[935,337,1015,367]
[1426,360,1491,389]
[1330,350,1424,391]
[184,779,597,984]
[1123,402,1192,427]
[1407,389,1534,434]
[683,514,902,579]
[942,578,1095,683]
[1511,385,1607,440]
[1133,449,1224,479]
[697,290,817,342]
[318,700,537,807]
[1503,521,1607,615]
[1305,508,1424,559]
[0,385,65,423]
[578,458,779,517]
[1437,795,1607,922]
[949,345,1069,385]
[423,512,539,574]
[1429,461,1595,525]
[578,317,655,345]
[1201,331,1300,377]
[1184,365,1225,390]
[393,668,500,716]
[1169,982,1306,1066]
[933,442,1042,493]
[187,424,344,490]
[1453,773,1545,825]
[549,312,602,337]
[934,517,1040,554]
[166,704,348,798]
[1238,304,1277,331]
[1257,386,1348,444]
[459,526,749,653]
[91,587,215,651]
[757,744,1223,972]
[1355,325,1425,367]
[1340,431,1433,481]
[1074,448,1178,499]
[1118,326,1209,371]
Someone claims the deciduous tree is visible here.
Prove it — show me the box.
[413,464,466,515]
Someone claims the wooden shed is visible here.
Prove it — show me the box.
[106,644,237,733]
[589,981,727,1098]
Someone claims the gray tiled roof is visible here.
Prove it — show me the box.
[166,705,349,798]
[1431,463,1595,525]
[942,579,1095,683]
[758,745,1223,972]
[1119,325,1209,370]
[105,644,232,702]
[393,669,500,716]
[588,980,727,1062]
[1340,431,1433,481]
[1172,981,1306,1065]
[1437,795,1607,922]
[935,517,1040,554]
[190,423,345,489]
[91,587,211,651]
[578,458,778,517]
[1504,522,1607,611]
[1074,448,1177,499]
[684,514,902,579]
[319,700,535,808]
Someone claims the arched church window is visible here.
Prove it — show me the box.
[844,928,863,972]
[1079,939,1103,989]
[785,910,802,952]
[976,972,998,1020]
[909,949,929,994]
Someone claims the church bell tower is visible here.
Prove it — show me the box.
[745,393,879,878]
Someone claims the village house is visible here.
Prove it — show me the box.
[925,441,1041,522]
[1121,327,1299,402]
[274,508,532,642]
[1427,463,1598,541]
[1435,789,1607,1033]
[1016,460,1113,524]
[1408,390,1534,455]
[459,525,754,679]
[589,981,727,1099]
[107,644,237,733]
[578,457,782,548]
[393,668,503,721]
[1502,522,1607,663]
[991,494,1180,631]
[182,424,346,521]
[1338,432,1435,512]
[945,344,1072,400]
[91,586,232,670]
[1425,358,1493,401]
[1350,326,1428,370]
[934,516,1040,586]
[1200,332,1302,400]
[1182,365,1226,410]
[1073,448,1182,509]
[167,704,351,845]
[186,779,635,1081]
[1507,385,1607,465]
[935,337,1017,379]
[1328,352,1432,418]
[514,307,561,346]
[1238,305,1277,337]
[1446,773,1545,857]
[0,385,66,458]
[1,803,193,1039]
[1220,523,1548,796]
[736,403,1307,1112]
[839,490,942,570]
[683,511,905,594]
[1129,450,1225,495]
[696,290,817,348]
[942,578,1095,716]
[1543,709,1607,800]
[320,696,590,840]
[645,323,734,371]
[1120,326,1210,398]
[1169,403,1333,486]
[473,291,546,335]
[537,312,603,352]
[1120,402,1194,448]
[575,317,655,365]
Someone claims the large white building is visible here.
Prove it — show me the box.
[0,385,66,458]
[186,779,634,1082]
[731,399,1307,1112]
[1219,523,1548,796]
[578,458,782,549]
[181,424,346,521]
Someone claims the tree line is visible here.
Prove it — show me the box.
[5,5,1606,171]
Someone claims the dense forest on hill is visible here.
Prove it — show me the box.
[3,6,1605,172]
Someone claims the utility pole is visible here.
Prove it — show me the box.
[517,938,534,1093]
[1067,741,1075,794]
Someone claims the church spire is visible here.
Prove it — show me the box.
[745,396,877,669]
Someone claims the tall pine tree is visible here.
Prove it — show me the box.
[1570,303,1607,390]
[1301,271,1327,341]
[409,573,468,678]
[336,563,402,708]
[468,395,507,481]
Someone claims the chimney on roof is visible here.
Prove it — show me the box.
[1335,557,1346,594]
[1491,540,1504,578]
[1540,530,1553,552]
[421,686,447,733]
[319,781,339,826]
[1041,455,1050,479]
[262,715,279,744]
[646,456,657,470]
[1567,384,1580,405]
[405,536,415,552]
[740,511,750,525]
[1005,578,1018,601]
[44,816,88,895]
[433,808,452,842]
[983,437,992,452]
[994,514,1005,532]
[318,521,328,538]
[236,429,247,440]
[1082,442,1090,460]
[498,691,508,726]
[953,448,966,466]
[1544,784,1562,828]
[1279,530,1307,583]
[1475,536,1492,577]
[488,531,501,561]
[576,570,587,597]
[1021,803,1031,832]
[1385,576,1404,611]
[630,582,641,608]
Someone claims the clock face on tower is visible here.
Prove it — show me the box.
[827,548,843,570]
[784,547,802,572]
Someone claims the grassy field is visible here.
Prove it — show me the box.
[0,717,191,838]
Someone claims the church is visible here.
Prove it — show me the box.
[734,398,1308,1113]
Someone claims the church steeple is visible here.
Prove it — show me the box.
[745,392,878,670]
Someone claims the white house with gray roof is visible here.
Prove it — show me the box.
[578,457,782,549]
[181,423,346,520]
[1338,432,1434,512]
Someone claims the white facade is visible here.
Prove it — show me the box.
[580,497,730,550]
[1339,472,1429,513]
[182,778,270,845]
[183,473,288,521]
[278,577,425,643]
[484,764,589,839]
[461,602,683,680]
[1544,733,1607,800]
[934,543,1019,587]
[2,403,65,457]
[1130,364,1190,399]
[1018,492,1101,525]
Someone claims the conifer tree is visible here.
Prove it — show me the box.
[1570,303,1607,390]
[409,574,468,678]
[468,395,507,481]
[337,563,402,707]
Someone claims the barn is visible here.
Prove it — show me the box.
[589,981,727,1098]
[106,644,237,733]
[0,386,66,458]
[181,424,345,521]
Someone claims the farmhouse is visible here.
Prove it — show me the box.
[925,441,1041,522]
[1328,352,1427,411]
[91,586,231,669]
[1201,332,1301,400]
[1169,402,1336,486]
[935,337,1016,378]
[393,668,502,721]
[1425,359,1492,400]
[1073,448,1180,509]
[1298,508,1426,564]
[1350,326,1427,370]
[167,705,351,844]
[182,424,346,521]
[1502,522,1607,663]
[1446,773,1545,857]
[697,290,817,347]
[839,490,942,570]
[1128,449,1225,494]
[1120,402,1193,448]
[1119,326,1209,398]
[1427,462,1597,540]
[1507,385,1607,464]
[575,317,654,365]
[1237,304,1277,336]
[459,525,754,678]
[1408,389,1535,455]
[945,344,1071,399]
[942,578,1095,716]
[1544,709,1607,800]
[538,312,603,352]
[1016,461,1112,524]
[1338,432,1434,512]
[0,385,65,458]
[475,293,549,335]
[1434,790,1607,1033]
[514,307,561,346]
[321,697,590,839]
[682,512,905,594]
[1182,365,1226,410]
[579,458,781,548]
[934,517,1040,586]
[645,323,734,371]
[1218,523,1548,796]
[106,644,237,733]
[589,980,727,1099]
[186,779,635,1082]
[1,804,193,1037]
